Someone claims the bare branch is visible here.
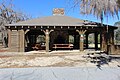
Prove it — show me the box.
[0,0,31,47]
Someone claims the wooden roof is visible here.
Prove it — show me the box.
[7,15,99,26]
[6,15,117,30]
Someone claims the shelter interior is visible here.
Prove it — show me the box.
[25,29,101,52]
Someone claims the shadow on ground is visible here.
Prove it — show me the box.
[84,52,120,69]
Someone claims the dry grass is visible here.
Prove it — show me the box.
[0,54,87,68]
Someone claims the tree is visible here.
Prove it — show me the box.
[117,0,120,8]
[73,0,119,23]
[114,21,120,26]
[114,21,120,44]
[0,0,31,47]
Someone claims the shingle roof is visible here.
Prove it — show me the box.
[8,15,95,26]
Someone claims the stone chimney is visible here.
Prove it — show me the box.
[53,8,64,16]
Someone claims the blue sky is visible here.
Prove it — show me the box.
[9,0,120,25]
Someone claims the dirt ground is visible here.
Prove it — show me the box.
[0,51,120,68]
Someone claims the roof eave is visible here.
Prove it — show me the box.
[6,24,85,27]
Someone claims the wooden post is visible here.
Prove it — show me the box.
[8,29,25,52]
[86,33,89,49]
[80,34,84,51]
[45,29,49,52]
[76,30,86,51]
[101,31,107,52]
[95,33,98,50]
[8,29,11,49]
[44,29,54,53]
[9,30,19,52]
[109,30,115,54]
[24,30,29,48]
[19,30,25,52]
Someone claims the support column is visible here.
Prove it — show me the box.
[74,34,77,49]
[76,30,86,51]
[19,30,25,52]
[9,30,19,52]
[95,33,98,50]
[80,34,84,51]
[86,33,89,49]
[101,31,107,52]
[44,29,54,53]
[109,30,115,54]
[45,29,49,52]
[8,29,25,52]
[25,30,30,48]
[8,29,11,49]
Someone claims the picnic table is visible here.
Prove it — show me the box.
[52,44,73,50]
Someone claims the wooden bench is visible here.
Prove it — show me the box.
[32,44,45,50]
[32,44,41,50]
[52,44,73,50]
